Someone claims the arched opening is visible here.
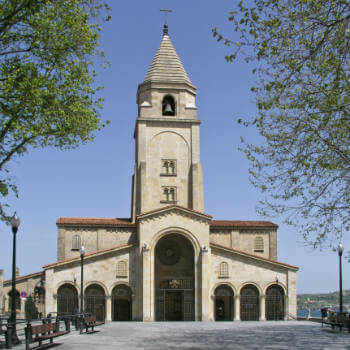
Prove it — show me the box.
[112,285,132,321]
[84,284,105,321]
[162,95,176,116]
[214,285,234,321]
[57,284,78,315]
[8,290,20,311]
[155,233,195,321]
[240,285,259,321]
[265,284,285,320]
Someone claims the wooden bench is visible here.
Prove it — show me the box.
[322,314,350,332]
[25,322,68,350]
[81,315,104,334]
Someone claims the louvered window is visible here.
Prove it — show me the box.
[71,235,81,251]
[219,262,229,278]
[117,261,127,277]
[254,236,264,252]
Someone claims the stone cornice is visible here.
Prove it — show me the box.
[137,205,212,224]
[136,117,201,125]
[56,217,135,229]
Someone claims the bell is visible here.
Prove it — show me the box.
[163,103,173,115]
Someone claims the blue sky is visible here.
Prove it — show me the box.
[0,0,348,295]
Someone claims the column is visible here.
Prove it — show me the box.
[234,294,240,321]
[142,244,151,321]
[201,245,210,321]
[259,294,266,321]
[105,295,111,321]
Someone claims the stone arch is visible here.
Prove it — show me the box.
[211,282,237,297]
[150,227,201,256]
[84,281,108,296]
[109,281,133,296]
[57,283,78,315]
[84,284,106,321]
[150,131,190,154]
[238,281,263,296]
[263,280,287,295]
[162,94,176,116]
[111,284,132,321]
[240,284,260,321]
[153,232,195,321]
[214,284,234,321]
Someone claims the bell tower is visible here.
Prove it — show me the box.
[131,24,204,220]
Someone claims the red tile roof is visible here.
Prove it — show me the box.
[210,220,278,228]
[210,242,298,270]
[3,271,44,285]
[43,242,137,269]
[56,217,135,227]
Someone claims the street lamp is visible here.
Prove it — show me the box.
[10,212,21,345]
[337,243,344,315]
[275,275,279,321]
[79,246,86,314]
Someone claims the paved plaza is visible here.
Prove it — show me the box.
[9,320,350,350]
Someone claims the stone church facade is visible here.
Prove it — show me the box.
[4,25,298,322]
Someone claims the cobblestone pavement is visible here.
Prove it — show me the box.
[8,321,350,350]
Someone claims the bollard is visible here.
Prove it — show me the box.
[6,322,12,349]
[25,321,31,350]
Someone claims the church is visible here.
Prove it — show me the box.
[2,24,298,322]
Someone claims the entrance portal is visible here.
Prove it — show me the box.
[155,234,195,321]
[84,284,105,321]
[214,285,234,321]
[112,285,132,321]
[265,284,285,320]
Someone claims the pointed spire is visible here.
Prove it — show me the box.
[143,32,193,85]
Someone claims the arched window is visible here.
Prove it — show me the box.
[162,187,177,203]
[162,95,175,116]
[161,160,177,176]
[219,262,229,278]
[71,235,81,251]
[117,261,128,277]
[254,236,264,252]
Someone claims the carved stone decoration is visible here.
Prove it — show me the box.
[201,245,208,253]
[142,243,149,253]
[169,279,181,289]
[156,239,181,265]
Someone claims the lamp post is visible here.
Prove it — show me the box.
[337,243,344,315]
[10,212,21,345]
[275,275,279,321]
[79,246,85,314]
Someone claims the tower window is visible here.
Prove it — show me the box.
[161,160,177,176]
[161,187,177,203]
[162,95,175,116]
[254,236,264,252]
[219,262,229,278]
[71,235,81,251]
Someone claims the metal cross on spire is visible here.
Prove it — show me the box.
[160,6,173,35]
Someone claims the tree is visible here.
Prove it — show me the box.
[213,0,350,248]
[0,0,110,221]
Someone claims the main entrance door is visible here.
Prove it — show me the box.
[155,234,195,321]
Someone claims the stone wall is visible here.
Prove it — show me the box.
[45,245,137,322]
[210,229,277,260]
[58,226,136,261]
